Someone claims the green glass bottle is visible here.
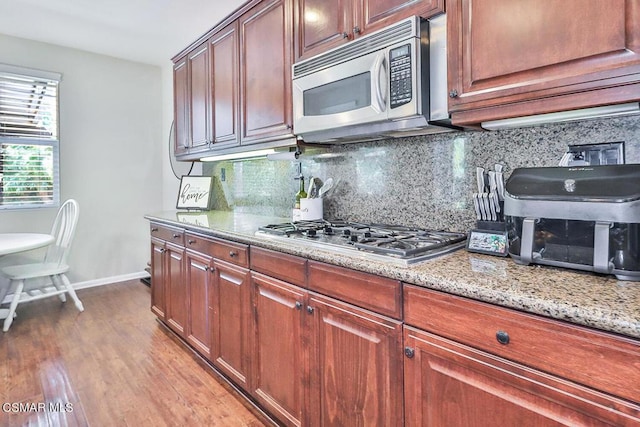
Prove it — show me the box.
[295,175,307,209]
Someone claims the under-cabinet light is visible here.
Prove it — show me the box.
[481,102,640,130]
[200,148,277,162]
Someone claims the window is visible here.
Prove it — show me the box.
[0,64,61,209]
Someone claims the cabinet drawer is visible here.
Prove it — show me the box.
[250,246,307,287]
[308,261,401,319]
[185,232,248,267]
[150,223,185,246]
[404,284,640,405]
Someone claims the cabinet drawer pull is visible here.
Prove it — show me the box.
[188,239,196,245]
[151,227,158,232]
[404,347,415,359]
[496,330,510,345]
[172,233,180,239]
[229,250,238,258]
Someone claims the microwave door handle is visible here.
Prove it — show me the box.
[372,54,387,112]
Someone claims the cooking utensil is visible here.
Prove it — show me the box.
[308,177,323,198]
[318,178,334,198]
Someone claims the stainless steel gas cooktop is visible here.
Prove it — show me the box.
[255,220,466,266]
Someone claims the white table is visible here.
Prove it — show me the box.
[0,233,54,318]
[0,233,54,256]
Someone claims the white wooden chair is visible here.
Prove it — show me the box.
[0,199,83,331]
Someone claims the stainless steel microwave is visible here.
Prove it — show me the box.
[292,14,455,144]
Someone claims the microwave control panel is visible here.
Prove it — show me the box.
[389,44,413,109]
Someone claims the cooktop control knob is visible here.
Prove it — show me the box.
[343,229,351,236]
[306,229,317,237]
[350,235,358,242]
[324,226,333,234]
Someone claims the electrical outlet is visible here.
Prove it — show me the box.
[221,168,226,182]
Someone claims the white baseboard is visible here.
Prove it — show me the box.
[72,271,150,291]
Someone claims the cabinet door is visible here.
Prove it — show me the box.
[358,0,444,36]
[296,0,353,60]
[251,273,306,427]
[447,0,640,125]
[187,43,210,150]
[210,22,240,148]
[150,238,166,320]
[403,326,640,426]
[239,0,294,144]
[210,260,251,390]
[173,58,189,156]
[307,292,404,427]
[185,249,212,359]
[165,242,186,336]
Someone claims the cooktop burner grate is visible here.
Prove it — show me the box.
[256,220,466,265]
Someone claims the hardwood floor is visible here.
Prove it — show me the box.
[0,280,273,427]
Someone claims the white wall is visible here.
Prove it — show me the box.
[0,34,164,284]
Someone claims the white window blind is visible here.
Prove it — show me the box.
[0,64,61,209]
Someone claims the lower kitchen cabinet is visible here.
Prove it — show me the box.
[150,223,187,336]
[403,325,639,426]
[210,259,252,390]
[251,272,306,427]
[403,284,640,426]
[184,249,213,359]
[307,292,404,427]
[164,244,186,335]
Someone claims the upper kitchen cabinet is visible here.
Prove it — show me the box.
[239,0,295,145]
[210,22,240,149]
[447,0,640,126]
[173,57,189,157]
[295,0,445,60]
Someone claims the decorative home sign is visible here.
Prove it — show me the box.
[176,175,213,210]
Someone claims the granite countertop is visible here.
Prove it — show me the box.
[145,210,640,340]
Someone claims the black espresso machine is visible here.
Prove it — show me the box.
[504,164,640,281]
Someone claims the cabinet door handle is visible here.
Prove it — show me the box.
[306,306,314,314]
[295,301,302,310]
[342,32,349,39]
[158,248,166,253]
[496,330,510,345]
[353,26,361,35]
[449,89,459,98]
[404,347,415,359]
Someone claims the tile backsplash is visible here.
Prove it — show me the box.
[204,115,640,231]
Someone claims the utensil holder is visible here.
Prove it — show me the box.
[300,198,323,220]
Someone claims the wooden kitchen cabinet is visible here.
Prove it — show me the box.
[210,22,240,149]
[172,58,189,158]
[403,285,640,426]
[447,0,640,126]
[307,291,404,427]
[210,259,252,390]
[295,0,445,60]
[239,0,295,145]
[150,224,187,336]
[184,248,213,359]
[251,271,307,427]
